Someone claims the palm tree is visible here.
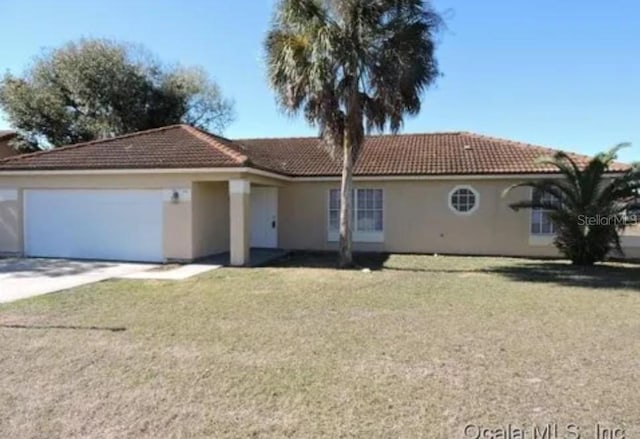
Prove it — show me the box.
[265,0,442,267]
[505,145,640,265]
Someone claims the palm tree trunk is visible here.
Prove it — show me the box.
[338,136,354,268]
[338,70,362,269]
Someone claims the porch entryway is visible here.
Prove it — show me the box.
[201,248,288,267]
[227,179,282,266]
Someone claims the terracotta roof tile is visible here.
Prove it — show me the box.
[0,131,16,140]
[237,132,630,176]
[0,125,246,170]
[0,125,629,176]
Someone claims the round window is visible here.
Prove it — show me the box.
[449,186,479,214]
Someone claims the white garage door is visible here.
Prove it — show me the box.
[24,190,164,262]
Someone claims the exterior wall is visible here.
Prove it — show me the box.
[0,189,21,255]
[163,200,192,261]
[0,173,204,261]
[0,171,283,262]
[619,226,640,259]
[191,181,229,258]
[279,179,563,257]
[229,180,251,265]
[2,170,639,262]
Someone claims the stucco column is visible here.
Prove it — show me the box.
[229,179,251,266]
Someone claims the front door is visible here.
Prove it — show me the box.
[250,187,278,248]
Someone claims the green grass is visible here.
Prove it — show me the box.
[1,254,640,438]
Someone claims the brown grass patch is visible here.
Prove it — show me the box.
[1,254,640,437]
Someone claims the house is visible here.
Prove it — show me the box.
[0,124,637,265]
[0,131,18,159]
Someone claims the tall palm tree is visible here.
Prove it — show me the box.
[265,0,442,267]
[505,145,640,265]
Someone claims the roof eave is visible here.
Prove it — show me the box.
[0,165,292,181]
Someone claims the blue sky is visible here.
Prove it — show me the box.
[0,0,638,162]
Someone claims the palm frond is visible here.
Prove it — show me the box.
[266,0,442,158]
[535,152,582,193]
[506,144,639,265]
[503,180,564,210]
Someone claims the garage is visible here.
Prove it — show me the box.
[24,190,164,262]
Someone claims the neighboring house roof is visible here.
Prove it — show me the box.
[0,131,18,160]
[0,124,629,176]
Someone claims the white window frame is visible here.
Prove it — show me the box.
[447,185,479,215]
[328,188,384,243]
[529,188,557,246]
[529,188,557,235]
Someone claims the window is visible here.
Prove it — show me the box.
[328,188,383,242]
[448,186,479,214]
[530,189,557,235]
[328,189,343,232]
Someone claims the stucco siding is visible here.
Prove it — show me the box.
[163,201,192,261]
[191,182,229,259]
[2,171,640,262]
[279,179,562,257]
[0,190,21,255]
[229,181,251,265]
[0,174,198,261]
[619,229,640,259]
[0,172,280,262]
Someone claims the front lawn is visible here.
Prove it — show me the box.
[1,254,639,438]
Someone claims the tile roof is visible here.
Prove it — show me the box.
[0,125,249,171]
[0,130,16,140]
[236,132,630,176]
[0,124,629,176]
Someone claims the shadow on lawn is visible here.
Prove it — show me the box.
[273,251,640,290]
[0,324,126,332]
[272,251,391,270]
[488,262,640,291]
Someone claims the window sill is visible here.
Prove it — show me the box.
[328,231,384,243]
[529,234,555,246]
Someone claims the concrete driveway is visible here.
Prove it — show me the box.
[0,258,154,304]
